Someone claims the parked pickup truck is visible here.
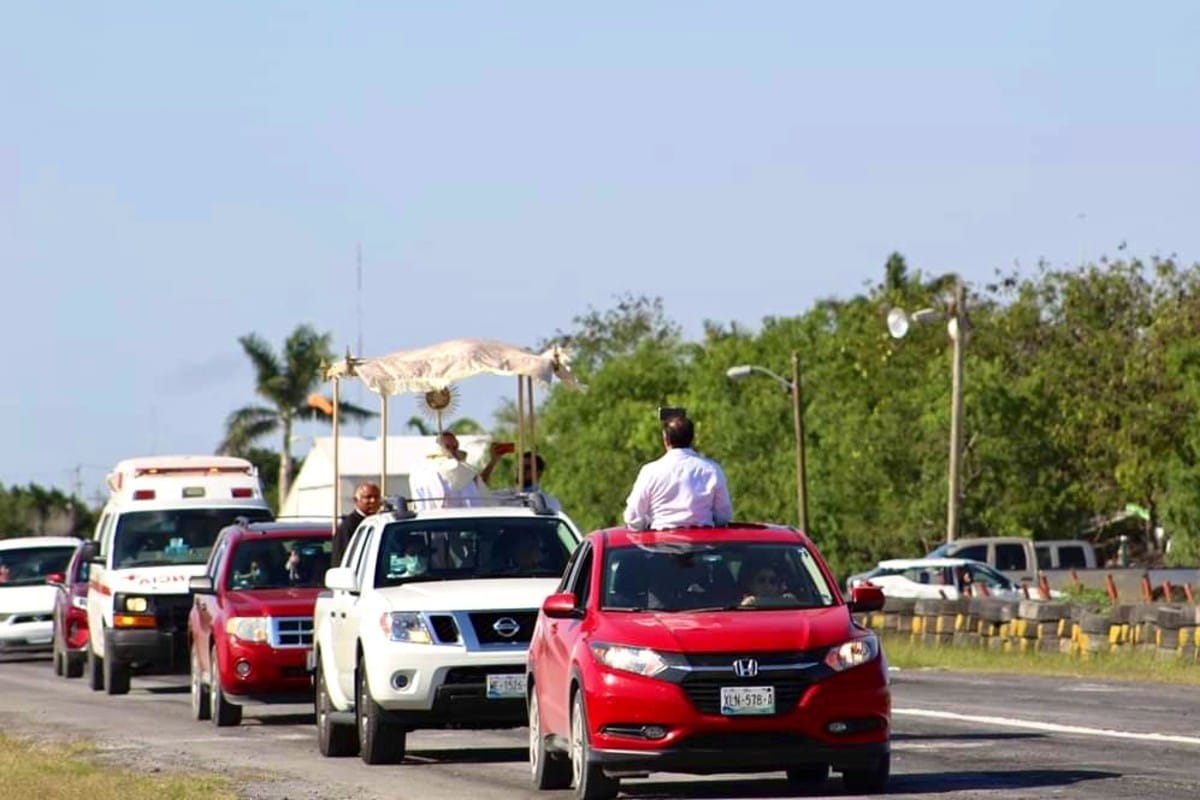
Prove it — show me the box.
[310,493,582,764]
[925,536,1199,599]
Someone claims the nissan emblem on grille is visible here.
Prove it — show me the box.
[732,658,759,678]
[492,617,521,638]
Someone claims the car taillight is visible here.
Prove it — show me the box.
[132,489,156,500]
[231,487,254,498]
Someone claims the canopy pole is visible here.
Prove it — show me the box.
[331,375,341,536]
[380,394,388,496]
[526,376,537,488]
[516,376,525,490]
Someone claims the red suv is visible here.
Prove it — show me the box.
[187,520,332,726]
[526,525,889,799]
[50,540,92,678]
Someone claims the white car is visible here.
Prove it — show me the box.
[311,493,582,765]
[846,557,1034,600]
[0,536,82,654]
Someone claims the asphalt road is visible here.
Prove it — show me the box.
[1,654,1198,799]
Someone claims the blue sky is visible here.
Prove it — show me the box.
[3,2,1199,503]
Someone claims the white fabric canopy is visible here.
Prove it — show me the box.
[325,337,583,396]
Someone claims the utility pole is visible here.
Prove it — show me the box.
[356,244,365,437]
[791,351,809,533]
[946,283,967,544]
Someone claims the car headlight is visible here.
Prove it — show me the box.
[824,634,879,672]
[71,596,88,610]
[589,643,670,677]
[380,612,432,644]
[225,616,271,643]
[115,593,151,614]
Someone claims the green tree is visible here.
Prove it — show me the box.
[219,325,374,509]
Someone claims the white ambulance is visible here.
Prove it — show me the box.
[84,455,273,695]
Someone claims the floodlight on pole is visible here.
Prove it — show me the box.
[726,353,809,533]
[887,284,968,544]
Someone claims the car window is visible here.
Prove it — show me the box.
[226,535,331,590]
[955,545,986,562]
[112,508,272,568]
[601,540,835,611]
[1056,545,1088,569]
[208,536,231,581]
[968,563,1012,589]
[0,545,76,586]
[1035,544,1052,569]
[556,540,586,593]
[344,521,372,572]
[568,545,594,609]
[374,517,573,588]
[994,544,1028,571]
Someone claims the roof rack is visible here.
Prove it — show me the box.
[380,491,557,517]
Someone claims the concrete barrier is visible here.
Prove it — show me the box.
[863,596,1200,664]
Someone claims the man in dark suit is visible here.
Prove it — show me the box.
[332,482,381,567]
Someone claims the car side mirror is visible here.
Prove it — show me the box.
[188,575,214,594]
[325,567,359,593]
[46,572,66,587]
[80,541,99,564]
[847,584,885,614]
[542,592,582,619]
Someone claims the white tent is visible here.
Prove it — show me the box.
[279,434,491,518]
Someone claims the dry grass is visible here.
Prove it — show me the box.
[0,734,235,800]
[881,634,1200,686]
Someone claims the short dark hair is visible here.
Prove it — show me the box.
[520,452,547,472]
[663,415,694,448]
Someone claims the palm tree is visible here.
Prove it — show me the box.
[219,325,374,506]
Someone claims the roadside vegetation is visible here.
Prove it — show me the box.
[881,634,1200,686]
[0,734,234,800]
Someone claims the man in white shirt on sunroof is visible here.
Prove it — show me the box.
[623,413,733,531]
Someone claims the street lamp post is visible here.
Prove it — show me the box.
[886,282,968,543]
[725,352,809,532]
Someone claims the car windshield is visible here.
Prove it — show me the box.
[226,535,332,590]
[374,517,575,588]
[601,541,837,612]
[113,508,273,568]
[0,545,76,587]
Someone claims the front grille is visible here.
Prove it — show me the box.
[153,594,193,633]
[684,650,821,668]
[680,672,813,716]
[429,614,460,644]
[444,665,523,686]
[271,617,313,648]
[467,611,536,645]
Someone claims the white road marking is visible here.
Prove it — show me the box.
[895,707,1200,747]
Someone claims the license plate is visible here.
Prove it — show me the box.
[720,685,775,715]
[486,673,526,699]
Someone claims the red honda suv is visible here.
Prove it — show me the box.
[526,524,889,799]
[50,540,92,679]
[187,520,332,726]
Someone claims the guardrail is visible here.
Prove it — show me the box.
[857,596,1200,662]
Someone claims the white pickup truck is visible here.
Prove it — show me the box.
[310,493,582,764]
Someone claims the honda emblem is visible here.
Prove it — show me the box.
[732,658,759,678]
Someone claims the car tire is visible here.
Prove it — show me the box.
[190,645,211,721]
[786,763,829,785]
[52,636,64,677]
[316,653,358,757]
[86,644,104,691]
[569,690,619,800]
[103,631,131,695]
[357,661,406,765]
[65,650,85,679]
[529,685,571,790]
[210,644,242,727]
[842,754,890,795]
